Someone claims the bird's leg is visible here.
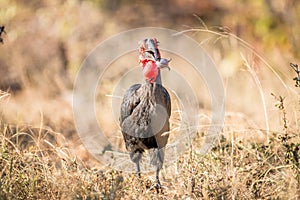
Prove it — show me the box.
[149,148,165,193]
[154,148,164,192]
[130,150,142,178]
[155,167,161,192]
[135,161,141,178]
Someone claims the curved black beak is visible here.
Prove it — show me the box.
[144,38,161,61]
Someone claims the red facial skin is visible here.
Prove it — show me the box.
[138,39,161,83]
[142,60,158,83]
[139,54,159,83]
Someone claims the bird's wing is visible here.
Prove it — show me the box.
[154,84,171,118]
[120,83,141,126]
[152,83,171,149]
[120,83,158,150]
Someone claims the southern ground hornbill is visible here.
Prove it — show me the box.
[120,38,171,190]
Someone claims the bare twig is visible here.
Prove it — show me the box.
[290,63,300,87]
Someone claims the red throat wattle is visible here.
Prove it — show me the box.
[142,61,158,83]
[138,38,161,83]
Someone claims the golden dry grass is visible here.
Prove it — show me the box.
[1,53,300,199]
[1,110,299,199]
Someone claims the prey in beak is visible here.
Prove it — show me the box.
[156,58,171,71]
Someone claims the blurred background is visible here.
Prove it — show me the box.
[1,0,300,158]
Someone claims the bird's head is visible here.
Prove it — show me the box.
[138,38,171,83]
[139,38,161,62]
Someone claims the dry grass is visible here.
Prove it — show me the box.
[1,88,300,199]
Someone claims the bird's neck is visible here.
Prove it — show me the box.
[143,70,162,85]
[155,70,162,85]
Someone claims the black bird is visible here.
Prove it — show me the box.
[120,38,171,191]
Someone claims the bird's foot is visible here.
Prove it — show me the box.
[147,180,162,193]
[155,181,162,193]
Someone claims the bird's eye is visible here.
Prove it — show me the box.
[145,50,155,59]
